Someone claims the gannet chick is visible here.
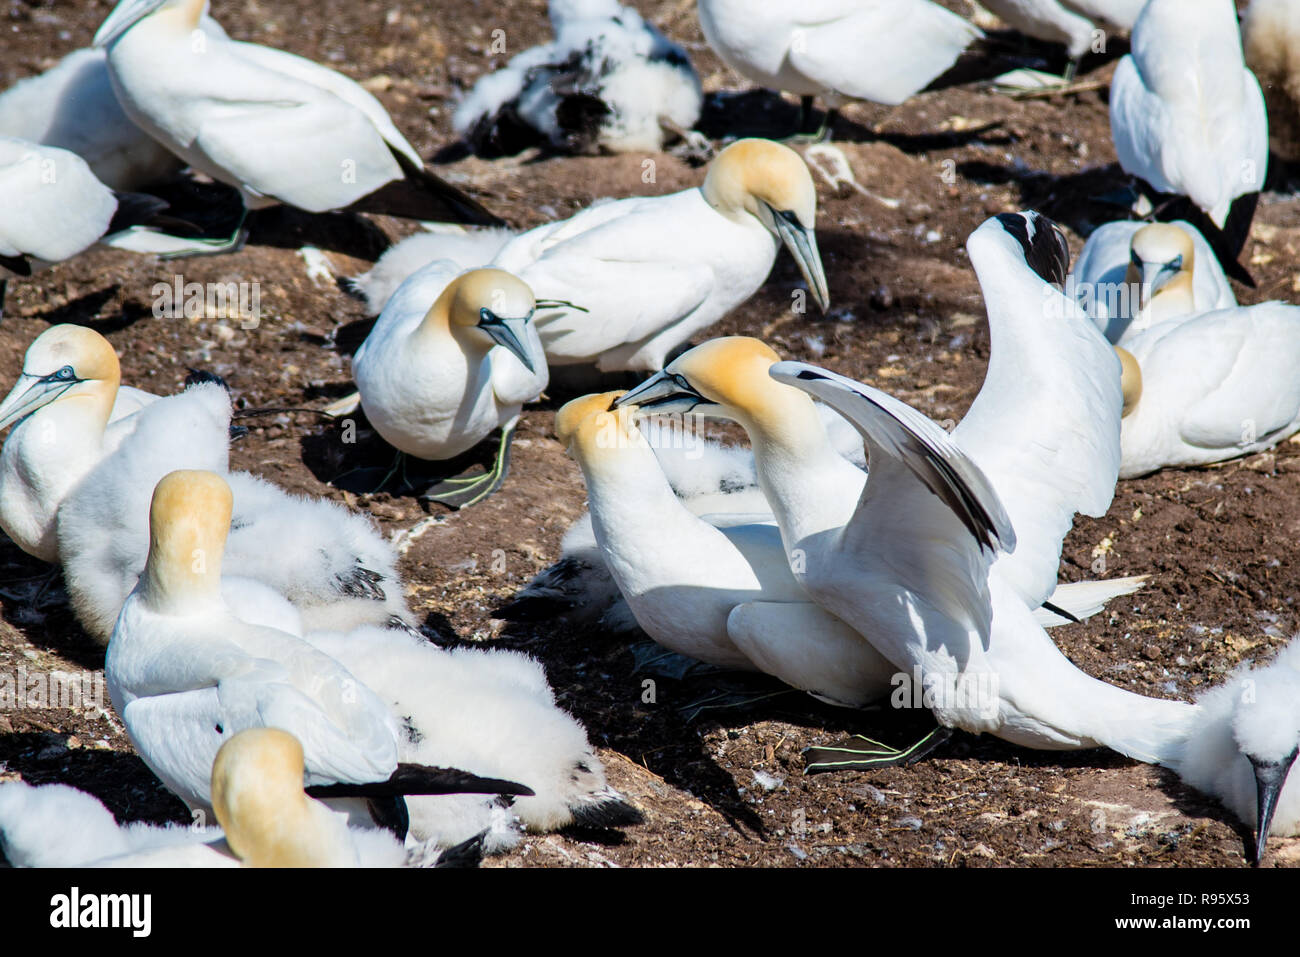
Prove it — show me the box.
[1116,299,1300,478]
[978,0,1145,78]
[454,0,702,156]
[0,137,166,316]
[106,471,530,830]
[92,0,502,254]
[351,265,547,507]
[1172,639,1300,864]
[304,624,643,843]
[1243,0,1300,163]
[617,338,1195,759]
[1070,221,1236,344]
[1109,0,1269,257]
[0,325,154,561]
[696,0,981,137]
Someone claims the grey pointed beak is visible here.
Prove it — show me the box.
[1250,747,1297,865]
[479,311,537,374]
[0,374,76,432]
[769,205,829,315]
[613,371,705,416]
[93,0,167,48]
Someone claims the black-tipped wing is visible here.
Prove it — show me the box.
[305,763,534,799]
[348,146,506,226]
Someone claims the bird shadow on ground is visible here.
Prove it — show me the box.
[16,287,148,332]
[956,159,1136,236]
[0,547,106,672]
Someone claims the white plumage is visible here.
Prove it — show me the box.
[696,0,981,107]
[351,228,517,317]
[978,0,1145,61]
[1109,0,1269,229]
[454,0,701,155]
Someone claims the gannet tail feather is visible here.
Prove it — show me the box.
[1034,576,1148,628]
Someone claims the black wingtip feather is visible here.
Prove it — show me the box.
[567,797,645,830]
[347,147,506,226]
[434,830,487,869]
[305,764,534,800]
[995,211,1070,288]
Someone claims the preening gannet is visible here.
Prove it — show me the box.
[696,0,981,136]
[978,0,1146,74]
[92,0,502,253]
[1243,0,1300,163]
[1070,220,1236,344]
[1109,0,1269,255]
[350,265,548,507]
[617,336,1193,759]
[1115,299,1300,478]
[106,470,530,830]
[454,0,702,155]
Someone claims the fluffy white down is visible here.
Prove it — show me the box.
[302,626,628,843]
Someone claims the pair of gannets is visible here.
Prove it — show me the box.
[108,470,639,846]
[356,138,828,372]
[616,340,1298,861]
[454,0,702,156]
[696,0,981,136]
[978,0,1145,76]
[1243,0,1300,163]
[1070,220,1236,344]
[1109,0,1269,253]
[343,265,548,506]
[0,729,488,867]
[0,325,411,639]
[91,0,501,254]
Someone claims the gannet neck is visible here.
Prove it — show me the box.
[139,469,231,613]
[1116,346,1142,417]
[212,728,356,867]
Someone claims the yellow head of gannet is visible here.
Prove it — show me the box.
[702,140,829,313]
[554,391,636,461]
[1127,223,1195,315]
[1115,346,1142,418]
[141,469,230,612]
[93,0,206,48]
[0,324,121,433]
[212,727,355,868]
[424,267,539,373]
[615,337,816,446]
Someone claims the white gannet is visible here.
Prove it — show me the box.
[105,470,530,832]
[1109,0,1269,254]
[454,0,702,156]
[696,0,981,136]
[92,0,502,254]
[1243,0,1300,163]
[349,228,517,317]
[1070,220,1236,344]
[1115,300,1300,478]
[1173,638,1300,864]
[0,335,412,639]
[502,138,826,371]
[978,0,1145,76]
[0,137,166,317]
[0,729,489,867]
[0,47,186,191]
[349,265,548,507]
[615,334,1196,759]
[0,324,157,561]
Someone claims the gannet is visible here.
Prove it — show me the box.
[454,0,702,156]
[0,331,412,638]
[696,0,981,136]
[352,140,828,371]
[1243,0,1300,163]
[1070,221,1236,344]
[0,729,493,867]
[0,325,156,561]
[1109,0,1269,255]
[105,470,531,831]
[0,137,166,317]
[92,0,502,254]
[350,265,548,507]
[978,0,1146,76]
[1116,299,1300,478]
[349,228,517,316]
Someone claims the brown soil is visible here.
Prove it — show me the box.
[1,0,1298,869]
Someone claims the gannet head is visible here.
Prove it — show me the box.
[0,324,121,433]
[212,728,351,867]
[1115,346,1142,417]
[1128,223,1195,310]
[94,0,201,47]
[616,337,808,442]
[431,268,539,373]
[554,391,638,461]
[971,212,1070,289]
[702,139,829,313]
[141,469,231,609]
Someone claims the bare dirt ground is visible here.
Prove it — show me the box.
[1,0,1299,868]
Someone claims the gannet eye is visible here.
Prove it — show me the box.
[1169,255,1183,271]
[43,365,77,383]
